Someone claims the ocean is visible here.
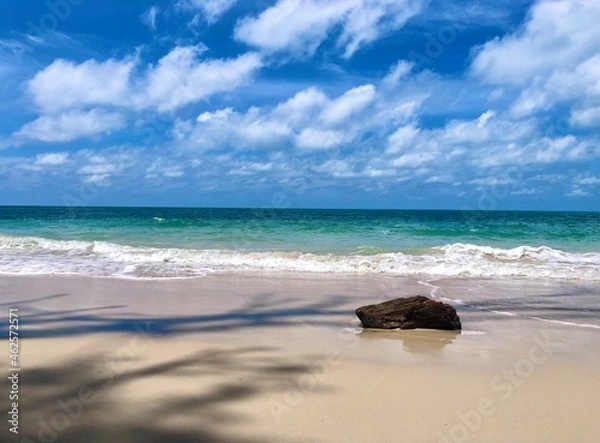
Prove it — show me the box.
[0,206,599,280]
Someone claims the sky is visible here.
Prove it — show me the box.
[0,0,598,210]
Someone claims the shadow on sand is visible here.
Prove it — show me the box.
[10,292,353,338]
[1,292,354,442]
[6,344,329,443]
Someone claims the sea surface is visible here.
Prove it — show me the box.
[0,206,599,280]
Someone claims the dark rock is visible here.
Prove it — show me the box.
[355,296,461,330]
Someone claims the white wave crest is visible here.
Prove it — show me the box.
[0,235,598,280]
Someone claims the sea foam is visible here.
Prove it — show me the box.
[0,234,598,280]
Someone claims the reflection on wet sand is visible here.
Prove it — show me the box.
[357,328,461,354]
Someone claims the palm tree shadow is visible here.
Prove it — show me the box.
[12,345,327,443]
[18,292,353,338]
[3,292,356,441]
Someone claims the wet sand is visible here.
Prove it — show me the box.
[1,274,599,442]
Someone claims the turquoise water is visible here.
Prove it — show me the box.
[0,206,599,279]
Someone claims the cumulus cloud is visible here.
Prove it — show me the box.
[382,109,597,170]
[471,0,600,85]
[28,58,135,113]
[174,106,291,151]
[5,0,600,203]
[272,87,329,125]
[296,128,345,150]
[387,125,420,154]
[170,53,598,176]
[26,47,262,114]
[142,47,262,111]
[11,47,263,143]
[471,0,600,126]
[13,110,126,143]
[319,84,375,125]
[235,0,426,58]
[175,81,383,151]
[17,152,71,172]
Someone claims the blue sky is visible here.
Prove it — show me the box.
[0,0,598,210]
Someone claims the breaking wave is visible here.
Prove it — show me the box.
[0,235,598,280]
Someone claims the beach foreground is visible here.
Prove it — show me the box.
[1,274,599,442]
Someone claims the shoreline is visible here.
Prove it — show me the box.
[1,274,599,442]
[1,273,599,359]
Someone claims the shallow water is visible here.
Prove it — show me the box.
[1,206,599,279]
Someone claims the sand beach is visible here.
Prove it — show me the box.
[2,274,599,443]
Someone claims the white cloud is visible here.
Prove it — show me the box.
[143,47,262,111]
[511,188,542,196]
[311,159,356,178]
[35,152,69,166]
[145,44,599,198]
[178,0,237,24]
[13,110,126,143]
[27,48,262,114]
[13,46,263,143]
[390,152,436,168]
[387,125,420,154]
[177,105,292,150]
[570,106,600,128]
[73,148,139,186]
[197,107,234,122]
[296,128,345,150]
[471,0,600,125]
[237,118,291,147]
[319,84,375,125]
[383,61,414,87]
[380,106,597,172]
[235,0,426,58]
[78,163,117,175]
[28,58,135,113]
[574,175,600,186]
[146,158,185,179]
[171,55,599,176]
[566,187,592,197]
[6,1,600,204]
[469,176,517,187]
[16,152,71,172]
[471,0,600,86]
[78,162,117,185]
[141,6,160,30]
[177,82,382,151]
[272,87,329,125]
[228,161,274,176]
[15,49,589,197]
[439,110,535,145]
